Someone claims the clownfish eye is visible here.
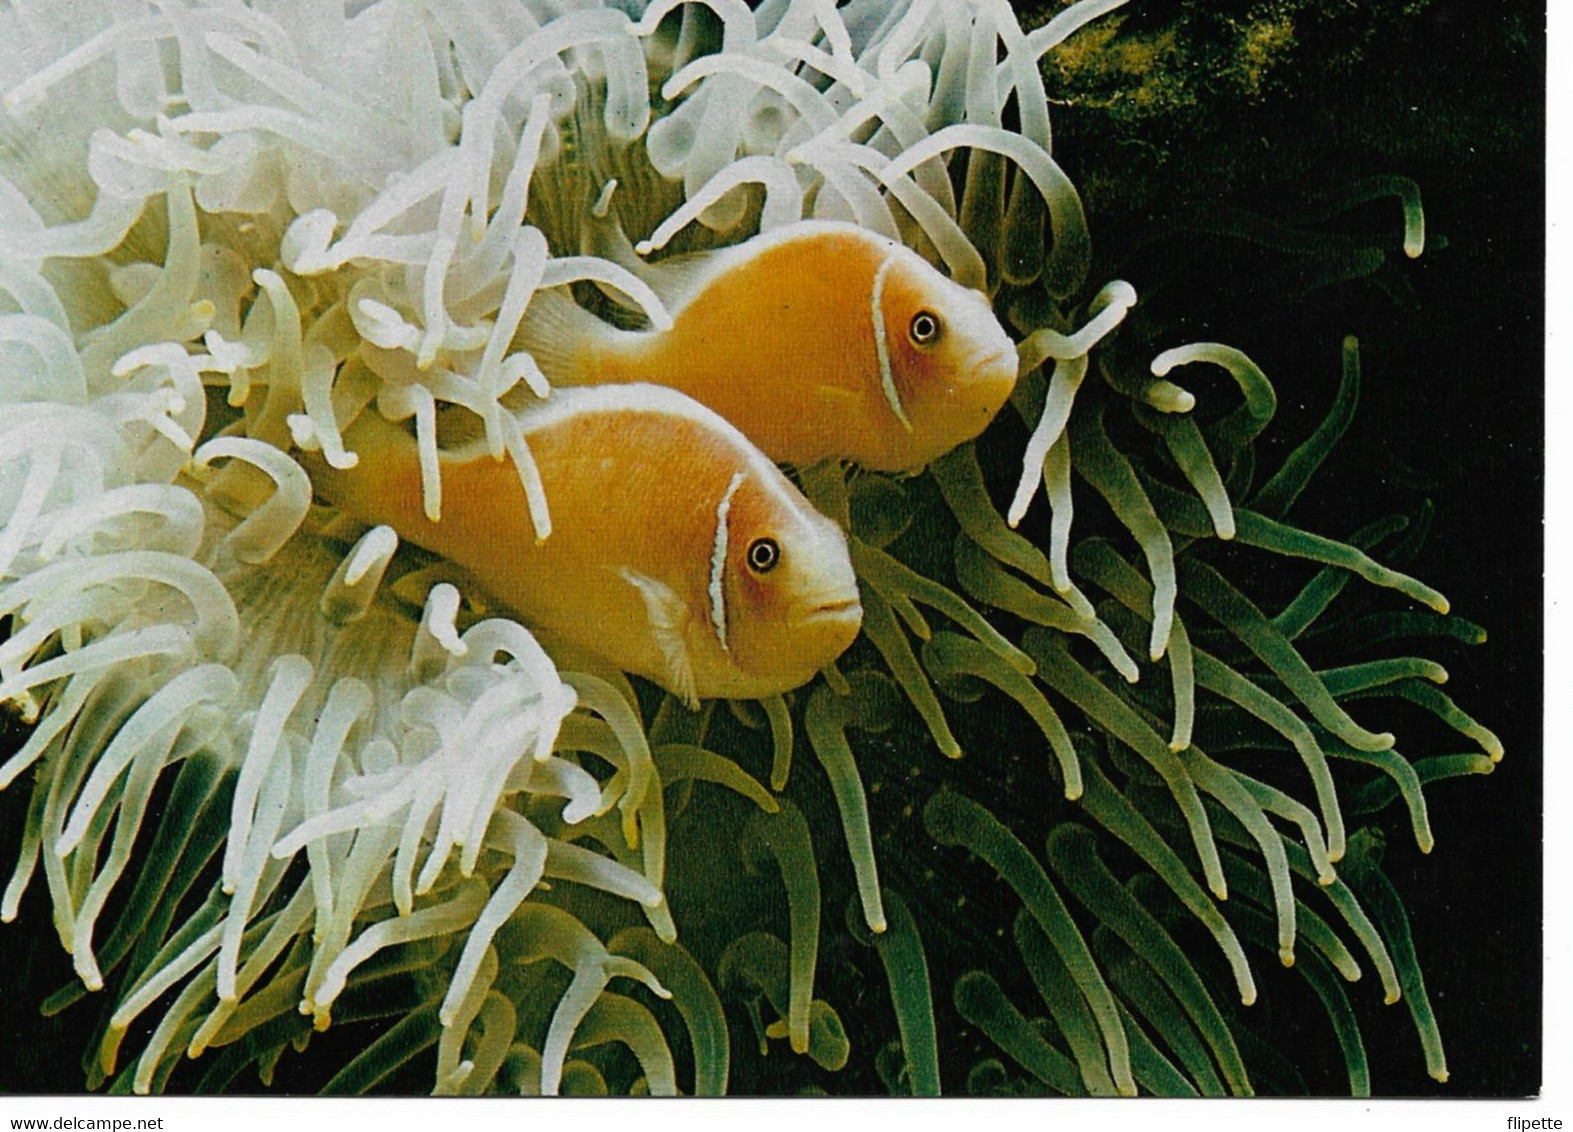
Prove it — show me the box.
[909,310,942,346]
[746,537,780,574]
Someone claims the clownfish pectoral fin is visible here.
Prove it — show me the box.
[620,567,700,709]
[812,384,864,412]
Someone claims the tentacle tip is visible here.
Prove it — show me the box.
[1432,597,1451,615]
[790,1035,809,1055]
[1318,872,1336,887]
[656,923,678,944]
[1431,1069,1450,1084]
[1064,785,1083,802]
[1212,885,1228,901]
[1418,838,1435,854]
[1217,525,1236,541]
[869,917,888,934]
[1280,951,1295,968]
[1384,992,1401,1006]
[1373,732,1397,751]
[634,240,655,256]
[1118,1082,1139,1097]
[942,742,964,759]
[1168,739,1189,753]
[1240,989,1257,1007]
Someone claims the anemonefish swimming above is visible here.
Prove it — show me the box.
[514,220,1019,473]
[308,385,863,706]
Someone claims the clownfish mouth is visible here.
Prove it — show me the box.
[973,346,1018,382]
[796,594,864,627]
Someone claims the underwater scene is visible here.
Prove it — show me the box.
[0,0,1542,1100]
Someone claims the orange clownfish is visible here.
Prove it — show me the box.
[515,220,1018,473]
[308,385,862,705]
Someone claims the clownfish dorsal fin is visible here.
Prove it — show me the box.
[633,220,877,317]
[581,180,656,312]
[620,566,700,709]
[583,180,737,318]
[618,239,750,321]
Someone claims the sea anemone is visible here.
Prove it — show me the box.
[0,0,1516,1098]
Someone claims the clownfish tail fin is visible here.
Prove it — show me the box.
[515,286,617,386]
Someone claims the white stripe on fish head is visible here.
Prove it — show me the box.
[869,251,914,432]
[708,470,747,650]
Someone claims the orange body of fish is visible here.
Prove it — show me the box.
[308,385,863,705]
[518,221,1018,472]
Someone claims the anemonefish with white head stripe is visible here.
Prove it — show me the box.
[516,220,1018,473]
[307,385,862,706]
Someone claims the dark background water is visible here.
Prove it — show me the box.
[1030,0,1544,1096]
[0,0,1544,1099]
